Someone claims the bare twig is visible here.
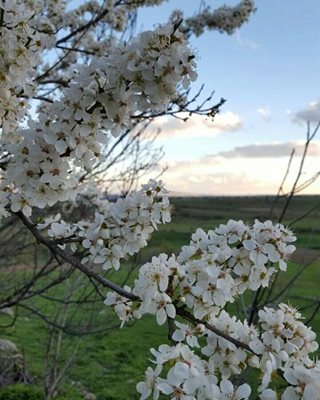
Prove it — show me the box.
[278,122,320,223]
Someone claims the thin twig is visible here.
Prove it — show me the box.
[278,122,320,223]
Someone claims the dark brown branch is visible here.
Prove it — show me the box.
[56,2,115,45]
[56,44,95,55]
[15,211,139,301]
[175,306,255,354]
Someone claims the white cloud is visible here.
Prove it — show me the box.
[147,111,242,139]
[217,141,320,158]
[144,141,320,195]
[257,107,271,121]
[292,100,320,124]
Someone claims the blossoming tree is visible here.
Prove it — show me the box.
[1,0,319,399]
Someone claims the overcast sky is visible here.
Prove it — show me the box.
[135,0,320,195]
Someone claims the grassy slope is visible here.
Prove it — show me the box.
[1,196,320,399]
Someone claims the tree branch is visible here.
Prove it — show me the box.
[15,211,257,355]
[15,211,139,301]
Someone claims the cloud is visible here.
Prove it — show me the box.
[143,141,320,195]
[216,141,320,159]
[153,159,264,195]
[148,111,242,139]
[257,107,271,121]
[292,100,320,124]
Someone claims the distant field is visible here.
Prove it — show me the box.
[1,196,320,399]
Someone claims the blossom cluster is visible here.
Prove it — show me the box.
[202,311,255,378]
[136,342,251,400]
[38,180,171,270]
[172,0,256,37]
[105,286,141,328]
[192,0,255,36]
[78,180,171,270]
[103,218,320,398]
[114,219,296,326]
[0,22,196,216]
[135,302,320,400]
[29,0,169,42]
[250,304,319,398]
[37,213,77,249]
[282,362,320,400]
[0,0,41,134]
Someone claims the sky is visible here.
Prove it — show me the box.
[133,0,320,195]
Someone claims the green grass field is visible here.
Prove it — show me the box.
[1,195,320,399]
